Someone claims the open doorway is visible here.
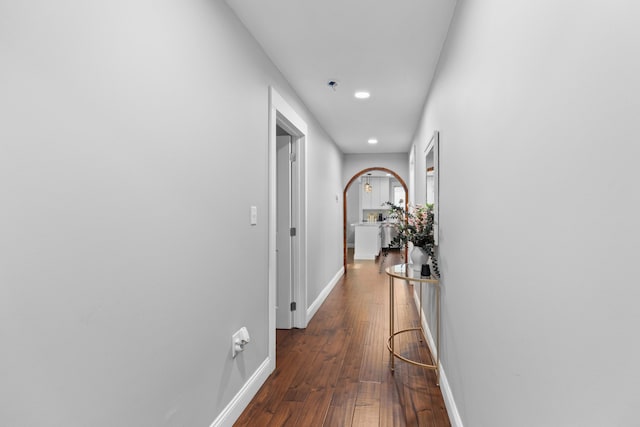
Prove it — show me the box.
[342,167,408,272]
[268,87,307,370]
[275,126,297,329]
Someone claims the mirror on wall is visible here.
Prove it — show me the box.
[425,131,439,245]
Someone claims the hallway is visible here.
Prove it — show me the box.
[235,251,450,426]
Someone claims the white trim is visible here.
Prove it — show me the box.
[268,86,309,360]
[412,288,464,427]
[438,364,464,427]
[424,131,439,245]
[208,357,272,427]
[306,266,344,322]
[353,252,379,260]
[409,144,416,205]
[294,128,308,329]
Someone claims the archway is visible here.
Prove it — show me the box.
[343,167,408,272]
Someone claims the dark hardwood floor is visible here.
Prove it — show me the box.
[234,249,450,426]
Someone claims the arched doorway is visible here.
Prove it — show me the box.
[343,167,408,272]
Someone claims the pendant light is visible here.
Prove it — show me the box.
[364,174,373,193]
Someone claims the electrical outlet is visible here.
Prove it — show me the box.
[231,327,251,358]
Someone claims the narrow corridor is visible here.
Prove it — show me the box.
[235,250,450,426]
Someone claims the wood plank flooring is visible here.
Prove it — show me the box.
[234,250,450,426]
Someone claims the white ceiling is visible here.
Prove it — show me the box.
[225,0,457,154]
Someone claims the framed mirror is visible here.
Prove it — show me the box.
[425,131,439,245]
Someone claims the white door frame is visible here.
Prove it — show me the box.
[268,87,307,367]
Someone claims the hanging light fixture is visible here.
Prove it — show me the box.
[364,174,373,193]
[365,181,373,193]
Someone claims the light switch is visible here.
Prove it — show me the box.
[250,206,257,225]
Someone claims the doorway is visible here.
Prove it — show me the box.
[268,87,307,369]
[276,130,298,329]
[343,167,408,272]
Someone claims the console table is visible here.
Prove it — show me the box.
[385,264,440,384]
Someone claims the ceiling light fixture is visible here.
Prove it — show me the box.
[354,91,370,99]
[364,174,373,193]
[368,138,378,144]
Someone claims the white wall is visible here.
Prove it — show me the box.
[305,131,345,311]
[346,183,360,245]
[413,1,640,425]
[342,153,409,190]
[342,153,409,251]
[0,1,342,426]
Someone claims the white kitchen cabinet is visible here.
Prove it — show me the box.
[360,178,373,210]
[360,177,390,210]
[376,177,390,208]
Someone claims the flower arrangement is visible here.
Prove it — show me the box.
[385,201,440,277]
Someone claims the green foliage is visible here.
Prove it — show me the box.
[385,202,434,249]
[385,201,440,277]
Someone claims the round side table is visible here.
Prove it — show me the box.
[385,264,440,384]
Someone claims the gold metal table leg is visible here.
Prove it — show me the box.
[385,264,440,385]
[389,275,394,372]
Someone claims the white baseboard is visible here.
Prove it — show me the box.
[306,266,344,322]
[412,288,464,427]
[437,363,464,427]
[353,252,376,260]
[209,357,273,427]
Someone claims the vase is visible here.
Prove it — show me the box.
[409,246,428,271]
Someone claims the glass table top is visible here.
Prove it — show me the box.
[385,264,439,283]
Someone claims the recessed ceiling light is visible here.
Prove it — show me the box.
[355,91,370,99]
[368,138,378,144]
